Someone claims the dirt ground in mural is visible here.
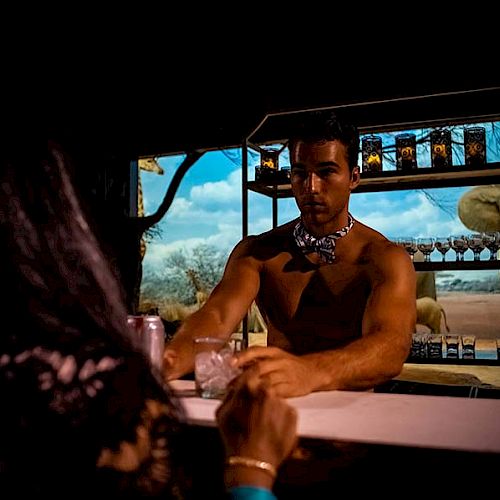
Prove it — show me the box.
[415,292,500,339]
[412,292,500,387]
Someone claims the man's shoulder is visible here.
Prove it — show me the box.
[354,222,409,267]
[237,219,298,258]
[263,218,297,236]
[249,219,297,243]
[353,221,386,250]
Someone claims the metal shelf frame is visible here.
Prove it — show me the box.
[241,88,500,350]
[248,163,500,197]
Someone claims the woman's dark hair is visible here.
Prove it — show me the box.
[0,139,137,350]
[0,139,193,497]
[288,110,360,171]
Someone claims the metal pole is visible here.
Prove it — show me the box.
[272,195,278,229]
[242,139,249,348]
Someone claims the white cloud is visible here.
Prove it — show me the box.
[165,197,194,218]
[164,196,240,224]
[354,192,465,238]
[189,169,242,206]
[144,222,242,269]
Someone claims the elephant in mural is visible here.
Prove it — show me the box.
[458,185,500,233]
[416,297,450,335]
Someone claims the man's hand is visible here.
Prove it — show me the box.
[232,346,321,398]
[163,348,188,381]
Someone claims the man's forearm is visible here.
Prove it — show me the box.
[304,332,411,391]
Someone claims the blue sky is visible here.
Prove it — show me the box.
[141,122,499,282]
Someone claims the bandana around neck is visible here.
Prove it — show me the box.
[293,214,354,264]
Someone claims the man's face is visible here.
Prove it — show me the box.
[290,139,359,232]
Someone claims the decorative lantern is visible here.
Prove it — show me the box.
[430,130,453,168]
[464,127,486,167]
[362,135,383,173]
[395,133,417,171]
[260,149,279,170]
[255,149,280,183]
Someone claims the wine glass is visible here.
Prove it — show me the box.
[434,237,451,262]
[416,237,435,262]
[466,233,485,261]
[482,232,500,260]
[397,237,418,260]
[450,235,468,262]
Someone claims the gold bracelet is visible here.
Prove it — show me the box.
[227,455,277,479]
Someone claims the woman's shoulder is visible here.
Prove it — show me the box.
[0,338,185,495]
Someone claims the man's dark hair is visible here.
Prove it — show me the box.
[288,110,360,171]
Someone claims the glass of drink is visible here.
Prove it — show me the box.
[466,233,485,261]
[482,232,500,260]
[193,337,241,399]
[434,237,451,262]
[450,235,468,262]
[398,237,418,260]
[416,237,435,262]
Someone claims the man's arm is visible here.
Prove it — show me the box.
[163,238,262,380]
[234,243,416,397]
[307,243,416,391]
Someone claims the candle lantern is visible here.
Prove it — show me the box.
[464,127,486,167]
[260,149,279,170]
[395,133,417,171]
[255,149,280,182]
[430,130,453,168]
[362,135,383,173]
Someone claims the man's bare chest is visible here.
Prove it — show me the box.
[259,258,370,311]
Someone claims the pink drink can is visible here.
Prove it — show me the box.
[127,315,143,342]
[142,316,165,370]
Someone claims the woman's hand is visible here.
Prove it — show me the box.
[216,366,298,484]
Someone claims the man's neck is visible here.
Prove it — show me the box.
[302,213,350,238]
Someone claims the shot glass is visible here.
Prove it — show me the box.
[428,335,443,359]
[445,335,460,359]
[193,337,241,399]
[462,335,476,360]
[410,333,429,359]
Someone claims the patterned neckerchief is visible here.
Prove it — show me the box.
[293,214,354,264]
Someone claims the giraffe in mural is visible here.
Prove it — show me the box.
[186,268,208,309]
[137,157,164,258]
[185,268,209,308]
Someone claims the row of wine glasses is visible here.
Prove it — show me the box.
[395,233,500,262]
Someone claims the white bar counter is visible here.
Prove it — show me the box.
[170,379,500,454]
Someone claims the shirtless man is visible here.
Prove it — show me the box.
[164,111,416,397]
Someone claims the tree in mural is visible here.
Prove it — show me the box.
[141,244,228,307]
